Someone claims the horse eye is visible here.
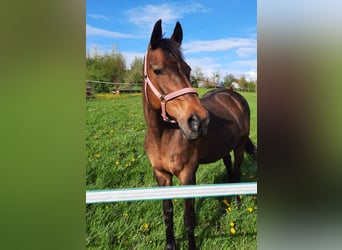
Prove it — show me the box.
[153,69,163,75]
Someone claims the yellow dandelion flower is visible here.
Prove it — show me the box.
[143,223,149,231]
[230,227,236,234]
[123,212,128,217]
[247,207,254,213]
[227,207,232,212]
[229,222,235,227]
[110,129,114,134]
[115,161,119,165]
[131,157,135,162]
[223,199,230,207]
[105,205,109,209]
[125,163,130,167]
[95,153,100,158]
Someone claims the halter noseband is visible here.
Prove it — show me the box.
[144,53,198,123]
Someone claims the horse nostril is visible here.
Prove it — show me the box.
[188,115,201,133]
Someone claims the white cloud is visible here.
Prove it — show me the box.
[186,57,217,67]
[186,57,221,75]
[187,57,236,80]
[183,38,256,54]
[245,69,257,81]
[88,14,109,21]
[183,56,257,81]
[234,60,257,67]
[86,24,133,38]
[236,47,256,57]
[87,44,109,57]
[127,4,180,28]
[126,3,208,32]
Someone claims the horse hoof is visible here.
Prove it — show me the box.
[165,242,176,250]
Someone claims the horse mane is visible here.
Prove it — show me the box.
[157,38,183,59]
[153,38,191,78]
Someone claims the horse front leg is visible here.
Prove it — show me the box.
[163,199,176,250]
[154,169,176,250]
[180,172,197,250]
[184,198,196,250]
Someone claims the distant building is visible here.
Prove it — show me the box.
[198,79,220,88]
[231,82,241,90]
[197,80,208,88]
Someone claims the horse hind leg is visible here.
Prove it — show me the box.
[231,140,246,183]
[223,153,240,205]
[222,139,246,205]
[223,143,245,183]
[223,154,233,183]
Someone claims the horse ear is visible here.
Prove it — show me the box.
[150,19,162,49]
[170,21,183,46]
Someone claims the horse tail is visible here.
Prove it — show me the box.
[245,137,257,162]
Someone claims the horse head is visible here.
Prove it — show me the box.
[144,19,210,140]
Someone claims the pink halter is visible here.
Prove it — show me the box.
[144,53,198,123]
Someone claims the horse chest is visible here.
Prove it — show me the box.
[146,131,196,175]
[161,137,193,174]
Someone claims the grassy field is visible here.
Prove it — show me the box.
[86,89,257,249]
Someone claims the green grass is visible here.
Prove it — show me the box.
[86,89,257,249]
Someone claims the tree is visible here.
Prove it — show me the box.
[101,50,126,83]
[239,74,248,89]
[223,73,235,87]
[247,81,256,92]
[210,71,221,85]
[129,57,143,84]
[86,48,127,93]
[190,67,205,87]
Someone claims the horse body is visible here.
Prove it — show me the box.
[144,87,252,178]
[197,89,251,165]
[143,19,256,250]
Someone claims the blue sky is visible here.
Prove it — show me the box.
[86,0,256,81]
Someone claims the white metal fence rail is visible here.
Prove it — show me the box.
[86,182,257,204]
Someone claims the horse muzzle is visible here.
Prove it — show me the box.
[180,113,210,140]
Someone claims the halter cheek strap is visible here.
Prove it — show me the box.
[144,53,198,123]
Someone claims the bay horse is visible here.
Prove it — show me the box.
[143,19,257,250]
